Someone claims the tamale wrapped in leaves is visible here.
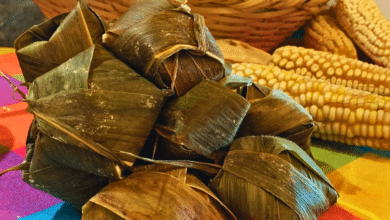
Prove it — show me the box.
[237,84,314,156]
[14,0,108,83]
[2,119,112,211]
[103,0,227,96]
[27,44,169,166]
[32,132,123,180]
[209,136,338,220]
[82,168,237,220]
[154,80,250,157]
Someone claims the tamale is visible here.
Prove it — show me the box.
[27,45,169,167]
[1,119,111,211]
[237,83,315,156]
[154,80,250,157]
[209,136,338,220]
[33,132,123,179]
[24,155,110,212]
[103,0,227,96]
[14,0,108,83]
[82,168,236,220]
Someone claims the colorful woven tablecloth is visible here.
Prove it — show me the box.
[1,47,389,219]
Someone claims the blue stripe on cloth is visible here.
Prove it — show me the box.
[19,202,81,220]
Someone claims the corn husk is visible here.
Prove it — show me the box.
[216,39,272,65]
[82,168,236,220]
[26,44,169,167]
[237,84,314,156]
[209,135,338,220]
[103,0,226,96]
[154,80,250,157]
[14,0,107,83]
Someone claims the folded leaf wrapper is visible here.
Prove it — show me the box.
[14,0,108,83]
[154,80,250,157]
[27,44,169,167]
[152,135,229,165]
[82,168,236,220]
[20,119,111,211]
[103,0,226,96]
[209,136,338,220]
[237,84,315,156]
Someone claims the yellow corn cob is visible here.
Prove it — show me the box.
[233,63,390,150]
[334,0,390,68]
[303,13,357,59]
[270,46,390,96]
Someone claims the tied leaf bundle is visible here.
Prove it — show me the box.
[27,44,169,167]
[14,0,108,83]
[103,0,227,96]
[154,80,250,157]
[82,168,237,220]
[238,83,315,156]
[20,119,112,211]
[209,136,338,220]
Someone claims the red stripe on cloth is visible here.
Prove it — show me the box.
[0,53,22,76]
[0,102,33,151]
[319,205,362,220]
[13,146,26,158]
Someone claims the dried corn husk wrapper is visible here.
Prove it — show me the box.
[154,80,250,157]
[103,0,227,96]
[27,44,169,167]
[209,135,338,220]
[82,168,237,220]
[237,84,314,156]
[14,0,108,83]
[216,39,272,65]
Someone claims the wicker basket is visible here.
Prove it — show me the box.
[32,0,330,51]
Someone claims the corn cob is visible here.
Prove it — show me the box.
[270,46,390,96]
[303,13,357,59]
[233,63,390,150]
[334,0,390,68]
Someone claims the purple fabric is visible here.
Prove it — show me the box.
[0,150,61,218]
[0,72,27,106]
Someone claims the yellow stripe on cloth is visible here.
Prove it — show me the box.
[0,47,15,56]
[326,153,390,220]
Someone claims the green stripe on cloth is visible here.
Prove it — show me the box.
[311,138,367,174]
[12,74,25,83]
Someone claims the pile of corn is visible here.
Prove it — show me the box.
[230,0,390,151]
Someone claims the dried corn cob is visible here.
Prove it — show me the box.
[303,13,357,59]
[233,63,390,150]
[270,46,390,96]
[334,0,390,68]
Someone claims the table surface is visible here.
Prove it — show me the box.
[1,47,389,220]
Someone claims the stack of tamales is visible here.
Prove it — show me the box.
[0,0,338,219]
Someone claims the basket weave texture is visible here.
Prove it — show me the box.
[32,0,329,51]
